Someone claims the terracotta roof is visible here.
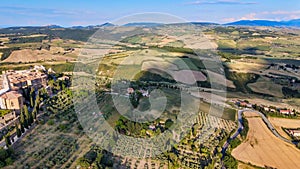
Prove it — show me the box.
[5,69,46,85]
[0,91,22,99]
[280,109,290,113]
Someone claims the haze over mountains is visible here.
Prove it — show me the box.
[1,18,300,29]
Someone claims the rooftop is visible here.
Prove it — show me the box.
[5,69,47,84]
[0,91,22,99]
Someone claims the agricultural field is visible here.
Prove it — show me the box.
[284,98,300,110]
[269,117,300,140]
[2,48,76,63]
[225,61,268,74]
[238,162,262,169]
[211,26,300,58]
[232,117,300,169]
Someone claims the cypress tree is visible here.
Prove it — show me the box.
[24,105,33,126]
[20,122,25,133]
[4,134,11,146]
[32,108,37,121]
[34,93,40,119]
[15,123,21,138]
[35,91,40,105]
[20,109,28,129]
[30,87,35,108]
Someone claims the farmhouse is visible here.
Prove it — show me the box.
[279,109,293,115]
[288,129,300,137]
[263,107,270,111]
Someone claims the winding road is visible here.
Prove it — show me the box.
[221,108,295,157]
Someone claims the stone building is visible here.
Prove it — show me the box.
[0,91,24,111]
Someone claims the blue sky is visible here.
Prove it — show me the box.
[1,0,300,26]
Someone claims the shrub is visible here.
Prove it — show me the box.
[47,119,55,125]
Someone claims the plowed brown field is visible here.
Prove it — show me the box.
[232,117,300,169]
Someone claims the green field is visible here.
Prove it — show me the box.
[248,76,284,97]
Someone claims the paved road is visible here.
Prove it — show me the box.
[221,109,295,158]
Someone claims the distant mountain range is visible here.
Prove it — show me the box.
[225,19,300,27]
[1,19,300,29]
[69,22,115,29]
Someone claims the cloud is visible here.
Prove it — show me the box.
[222,10,300,23]
[187,0,258,5]
[221,13,258,23]
[258,10,300,20]
[240,13,258,20]
[261,10,300,20]
[262,10,300,15]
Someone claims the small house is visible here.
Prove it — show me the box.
[280,109,292,115]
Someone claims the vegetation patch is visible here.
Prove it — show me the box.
[225,67,259,93]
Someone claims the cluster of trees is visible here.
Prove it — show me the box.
[115,116,151,137]
[0,47,20,61]
[222,134,240,169]
[0,147,14,168]
[47,77,70,94]
[134,71,176,83]
[223,153,238,169]
[129,90,142,108]
[229,137,242,149]
[282,87,300,98]
[115,116,174,138]
[224,68,259,93]
[77,146,115,169]
[240,117,249,139]
[218,51,242,62]
[8,36,46,44]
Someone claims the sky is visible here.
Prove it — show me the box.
[0,0,300,27]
